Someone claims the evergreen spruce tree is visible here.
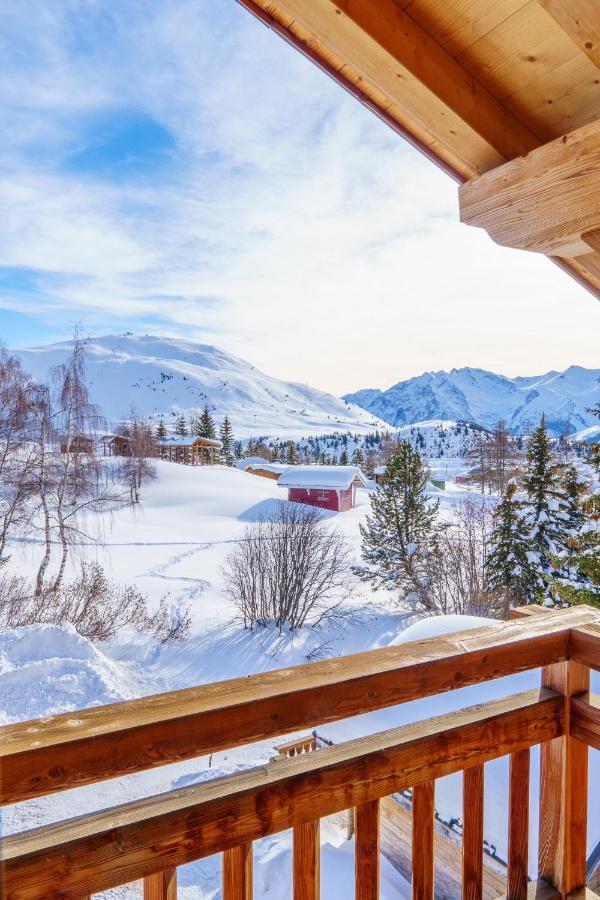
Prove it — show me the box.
[358,441,439,599]
[339,449,350,466]
[520,415,572,602]
[219,416,235,466]
[234,440,243,460]
[286,441,298,465]
[174,414,188,437]
[156,418,167,440]
[551,406,600,607]
[486,480,535,605]
[198,404,216,439]
[271,441,280,462]
[352,446,365,468]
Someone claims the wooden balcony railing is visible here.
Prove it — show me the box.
[1,604,600,899]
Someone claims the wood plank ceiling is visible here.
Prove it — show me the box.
[237,0,600,299]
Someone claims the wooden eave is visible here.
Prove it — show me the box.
[237,0,600,300]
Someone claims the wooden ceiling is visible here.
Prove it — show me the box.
[237,0,600,299]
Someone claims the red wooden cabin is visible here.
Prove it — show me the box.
[278,465,368,512]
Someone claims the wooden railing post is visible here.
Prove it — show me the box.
[144,867,177,899]
[539,660,590,898]
[508,748,530,900]
[355,799,380,900]
[294,819,320,900]
[462,764,484,900]
[223,843,253,900]
[412,780,434,900]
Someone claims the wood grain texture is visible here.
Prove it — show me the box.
[508,748,530,900]
[294,820,319,900]
[355,800,380,900]
[4,608,593,806]
[144,868,177,900]
[570,623,600,671]
[463,764,484,900]
[223,844,252,900]
[538,661,590,897]
[535,0,600,70]
[570,692,600,750]
[1,689,563,899]
[411,780,434,900]
[459,118,600,257]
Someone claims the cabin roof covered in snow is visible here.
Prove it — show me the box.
[373,465,386,475]
[278,465,368,490]
[245,463,288,475]
[236,456,271,469]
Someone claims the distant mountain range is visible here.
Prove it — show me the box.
[345,366,600,437]
[14,334,387,439]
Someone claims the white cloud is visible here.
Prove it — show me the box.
[0,0,598,395]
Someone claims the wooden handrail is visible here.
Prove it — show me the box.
[2,606,595,806]
[1,688,562,898]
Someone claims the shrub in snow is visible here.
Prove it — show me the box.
[0,562,191,643]
[222,502,353,631]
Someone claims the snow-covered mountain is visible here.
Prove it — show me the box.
[345,366,600,436]
[15,334,387,439]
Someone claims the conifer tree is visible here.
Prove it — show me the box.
[234,440,243,460]
[219,416,235,466]
[358,441,439,598]
[339,449,349,466]
[286,441,298,465]
[352,446,364,468]
[156,418,167,440]
[174,414,188,437]
[271,441,280,462]
[486,480,535,605]
[520,415,571,600]
[198,404,216,440]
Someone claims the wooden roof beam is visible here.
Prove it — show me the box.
[459,117,600,257]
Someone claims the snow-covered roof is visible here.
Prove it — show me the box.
[235,456,270,469]
[245,463,288,475]
[373,465,386,475]
[278,465,368,490]
[159,435,222,448]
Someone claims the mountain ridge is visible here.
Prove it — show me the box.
[344,364,600,436]
[14,333,387,439]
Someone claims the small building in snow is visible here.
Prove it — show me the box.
[373,465,386,485]
[278,465,368,512]
[100,435,132,457]
[244,462,288,481]
[60,435,94,455]
[159,435,222,465]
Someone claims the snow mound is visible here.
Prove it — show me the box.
[388,614,497,646]
[0,624,149,724]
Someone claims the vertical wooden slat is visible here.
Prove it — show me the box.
[144,867,177,899]
[294,819,320,900]
[508,748,530,900]
[539,660,589,897]
[355,799,380,900]
[463,764,484,900]
[223,843,253,900]
[412,780,434,900]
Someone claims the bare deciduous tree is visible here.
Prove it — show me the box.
[222,502,353,631]
[119,418,157,503]
[0,562,191,643]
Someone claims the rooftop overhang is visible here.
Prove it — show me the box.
[237,0,600,300]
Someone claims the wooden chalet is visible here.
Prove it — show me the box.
[59,434,93,455]
[243,462,288,481]
[159,435,222,465]
[3,3,600,897]
[278,465,368,511]
[100,435,132,457]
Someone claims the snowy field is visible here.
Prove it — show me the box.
[1,460,598,898]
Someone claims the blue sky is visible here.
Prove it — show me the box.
[0,1,598,394]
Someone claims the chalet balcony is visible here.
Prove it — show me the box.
[1,604,599,899]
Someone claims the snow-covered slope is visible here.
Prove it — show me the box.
[15,334,386,439]
[345,366,600,436]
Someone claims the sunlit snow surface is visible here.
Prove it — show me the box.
[1,462,598,897]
